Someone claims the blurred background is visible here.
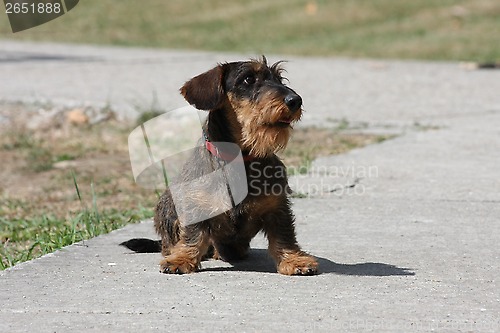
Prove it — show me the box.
[1,0,499,62]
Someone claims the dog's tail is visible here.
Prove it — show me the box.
[120,238,161,253]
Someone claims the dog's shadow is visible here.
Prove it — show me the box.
[203,248,415,276]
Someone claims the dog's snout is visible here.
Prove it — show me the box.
[284,94,302,112]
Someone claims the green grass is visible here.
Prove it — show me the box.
[1,0,499,62]
[0,204,153,270]
[0,171,153,270]
[0,166,153,270]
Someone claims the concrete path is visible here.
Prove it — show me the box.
[1,40,500,332]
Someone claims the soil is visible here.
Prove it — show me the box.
[0,102,156,220]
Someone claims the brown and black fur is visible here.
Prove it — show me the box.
[123,56,318,275]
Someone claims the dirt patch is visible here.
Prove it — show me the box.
[0,102,157,220]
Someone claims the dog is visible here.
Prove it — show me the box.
[122,56,318,275]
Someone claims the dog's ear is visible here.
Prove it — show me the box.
[180,65,225,111]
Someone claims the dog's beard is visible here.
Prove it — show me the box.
[241,125,291,158]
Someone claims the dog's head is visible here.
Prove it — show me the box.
[180,56,302,158]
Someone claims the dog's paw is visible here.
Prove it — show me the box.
[159,257,198,274]
[277,254,319,276]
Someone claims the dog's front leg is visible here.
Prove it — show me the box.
[159,224,210,274]
[264,212,319,276]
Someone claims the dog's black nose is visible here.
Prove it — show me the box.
[284,94,302,112]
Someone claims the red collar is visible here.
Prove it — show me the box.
[204,140,256,162]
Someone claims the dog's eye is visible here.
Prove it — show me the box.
[243,75,256,85]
